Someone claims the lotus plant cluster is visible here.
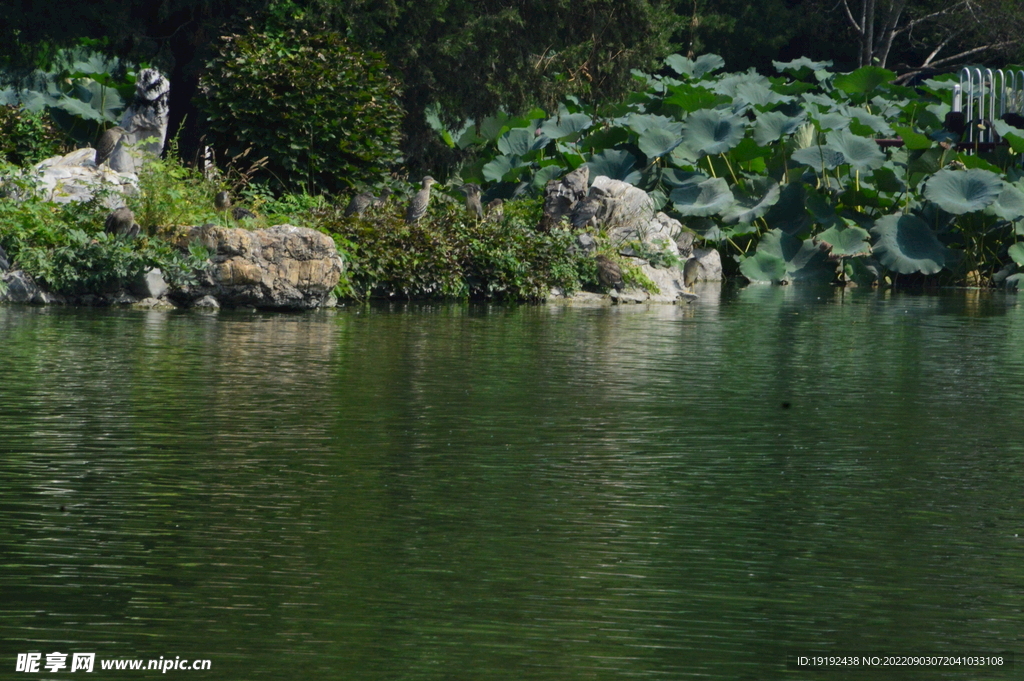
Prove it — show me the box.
[431,54,1024,287]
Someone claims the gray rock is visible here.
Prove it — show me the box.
[109,292,138,306]
[192,295,220,309]
[2,270,40,303]
[691,247,723,282]
[32,148,139,206]
[172,224,344,309]
[574,233,598,255]
[130,268,168,299]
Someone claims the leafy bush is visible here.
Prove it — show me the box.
[0,105,66,165]
[317,198,591,301]
[430,54,1024,287]
[200,28,404,194]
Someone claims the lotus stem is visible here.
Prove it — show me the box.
[720,153,740,186]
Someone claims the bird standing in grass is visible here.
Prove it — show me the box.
[405,176,436,223]
[459,183,483,219]
[95,126,127,168]
[595,254,624,291]
[345,191,375,217]
[105,207,140,237]
[486,198,504,222]
[215,191,232,213]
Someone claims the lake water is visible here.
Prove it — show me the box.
[1,286,1022,680]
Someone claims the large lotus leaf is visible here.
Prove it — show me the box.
[753,111,806,146]
[753,229,833,282]
[993,120,1024,154]
[805,190,842,229]
[815,224,872,257]
[825,130,886,171]
[670,142,699,165]
[988,183,1024,222]
[721,178,780,224]
[682,108,747,156]
[664,84,722,114]
[740,251,788,283]
[847,106,893,136]
[539,113,592,139]
[1008,243,1024,267]
[764,183,810,235]
[892,125,932,150]
[52,95,107,122]
[871,214,947,274]
[586,148,641,184]
[531,164,564,190]
[482,154,524,182]
[670,177,735,216]
[627,113,682,136]
[661,169,709,187]
[580,126,628,152]
[664,53,724,79]
[791,145,846,170]
[773,57,833,80]
[923,168,1002,215]
[734,81,790,107]
[70,79,125,122]
[498,127,545,156]
[638,126,683,159]
[833,66,896,95]
[815,112,851,131]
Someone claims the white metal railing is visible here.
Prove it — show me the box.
[953,68,1024,144]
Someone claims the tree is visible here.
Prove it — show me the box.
[833,0,1024,77]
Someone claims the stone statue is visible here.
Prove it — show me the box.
[110,69,171,174]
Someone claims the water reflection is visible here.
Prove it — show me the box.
[1,294,1022,680]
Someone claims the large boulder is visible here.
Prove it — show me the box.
[172,224,344,309]
[31,148,137,207]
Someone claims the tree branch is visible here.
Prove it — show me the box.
[841,0,863,34]
[892,2,968,37]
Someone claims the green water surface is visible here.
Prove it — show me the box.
[1,286,1022,679]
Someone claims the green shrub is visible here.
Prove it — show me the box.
[200,28,404,194]
[317,198,590,301]
[0,105,66,165]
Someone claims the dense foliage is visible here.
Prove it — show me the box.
[430,54,1024,287]
[199,28,403,193]
[317,198,593,301]
[0,106,66,165]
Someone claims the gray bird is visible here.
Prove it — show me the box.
[373,188,392,207]
[214,191,232,213]
[683,256,700,289]
[676,231,695,259]
[104,207,140,237]
[345,191,375,217]
[405,176,437,223]
[95,126,127,167]
[570,186,608,230]
[595,254,623,291]
[459,183,483,219]
[486,198,504,221]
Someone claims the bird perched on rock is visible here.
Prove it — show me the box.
[405,176,436,223]
[459,183,483,219]
[683,256,700,289]
[571,186,608,230]
[486,198,504,222]
[104,207,140,237]
[94,126,127,168]
[595,254,623,291]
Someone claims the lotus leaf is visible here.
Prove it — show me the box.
[753,111,806,146]
[847,106,893,136]
[721,178,780,224]
[1008,243,1024,267]
[833,66,896,95]
[791,145,846,170]
[638,127,683,159]
[748,229,833,282]
[586,149,641,184]
[682,108,747,156]
[498,127,546,156]
[815,111,851,131]
[664,84,722,114]
[482,154,523,182]
[993,120,1024,154]
[627,113,682,136]
[664,53,724,79]
[661,169,709,187]
[815,225,872,257]
[989,184,1024,222]
[892,125,931,150]
[532,165,564,190]
[764,183,811,235]
[825,130,887,171]
[670,177,735,216]
[538,113,592,139]
[923,168,1002,214]
[740,251,788,283]
[871,214,947,274]
[773,57,833,80]
[734,81,789,107]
